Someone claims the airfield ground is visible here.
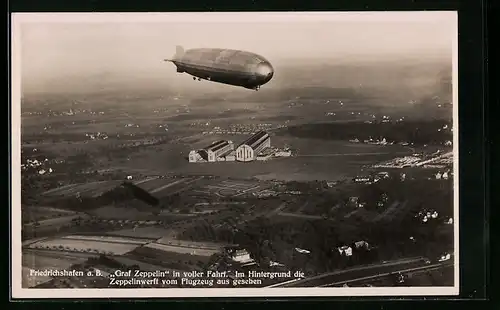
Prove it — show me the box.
[116,135,414,182]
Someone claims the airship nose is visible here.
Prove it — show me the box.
[256,61,274,83]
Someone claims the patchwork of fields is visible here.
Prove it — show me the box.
[144,242,218,257]
[42,181,123,198]
[22,206,78,223]
[40,175,272,202]
[277,190,418,224]
[26,235,146,255]
[193,179,268,198]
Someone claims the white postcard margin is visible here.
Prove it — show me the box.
[10,11,459,299]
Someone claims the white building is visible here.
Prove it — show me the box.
[256,154,272,161]
[269,261,285,267]
[225,150,236,162]
[338,246,353,257]
[256,147,274,161]
[236,131,271,162]
[377,172,390,179]
[275,150,292,157]
[188,150,204,163]
[354,176,371,183]
[231,249,255,264]
[204,140,234,162]
[354,241,370,250]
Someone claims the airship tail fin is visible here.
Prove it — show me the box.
[173,45,185,59]
[164,45,185,62]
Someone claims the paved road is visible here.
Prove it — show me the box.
[270,257,429,287]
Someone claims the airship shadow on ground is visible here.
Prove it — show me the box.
[164,46,274,91]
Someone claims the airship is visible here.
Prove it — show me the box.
[164,46,274,91]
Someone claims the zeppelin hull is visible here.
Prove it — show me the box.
[174,62,259,89]
[167,47,274,90]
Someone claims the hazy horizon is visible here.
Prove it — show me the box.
[16,13,456,95]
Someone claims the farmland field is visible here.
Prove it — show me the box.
[105,227,175,240]
[89,205,167,220]
[134,178,177,192]
[144,242,219,257]
[23,214,88,227]
[22,206,77,223]
[193,178,267,198]
[155,238,230,251]
[61,235,150,245]
[42,180,123,198]
[150,176,206,198]
[28,238,141,255]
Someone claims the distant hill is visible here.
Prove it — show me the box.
[278,120,452,145]
[240,86,371,102]
[22,58,452,108]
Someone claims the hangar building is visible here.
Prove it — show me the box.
[235,131,271,162]
[204,140,234,162]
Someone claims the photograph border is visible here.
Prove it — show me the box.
[9,10,466,300]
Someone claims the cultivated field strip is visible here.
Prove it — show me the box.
[75,181,123,198]
[149,176,205,197]
[24,214,85,227]
[196,178,264,197]
[61,235,150,245]
[22,207,77,223]
[134,178,174,192]
[50,181,109,196]
[104,227,174,240]
[154,238,229,251]
[133,176,159,185]
[42,181,122,198]
[22,237,50,247]
[90,205,164,220]
[144,242,219,257]
[42,184,81,195]
[88,181,125,198]
[278,212,323,220]
[28,238,140,255]
[149,178,187,194]
[29,206,77,215]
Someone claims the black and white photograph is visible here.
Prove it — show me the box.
[11,12,458,298]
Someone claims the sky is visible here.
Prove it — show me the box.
[15,12,456,93]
